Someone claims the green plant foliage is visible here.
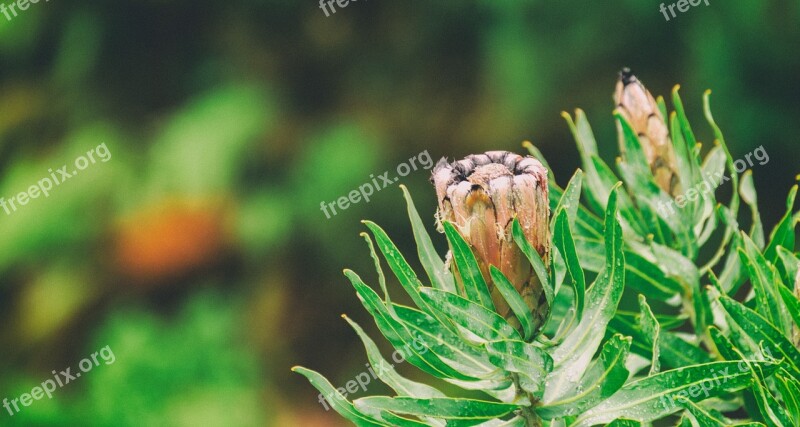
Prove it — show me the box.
[3,292,268,427]
[295,81,800,426]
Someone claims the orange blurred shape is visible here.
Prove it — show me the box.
[114,198,229,284]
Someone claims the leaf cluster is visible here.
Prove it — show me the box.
[295,86,800,426]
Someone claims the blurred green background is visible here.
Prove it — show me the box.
[0,1,798,425]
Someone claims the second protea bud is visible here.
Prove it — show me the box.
[431,151,550,331]
[614,68,681,197]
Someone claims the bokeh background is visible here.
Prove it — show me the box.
[0,1,798,425]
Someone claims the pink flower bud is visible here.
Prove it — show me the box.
[615,68,680,196]
[432,151,550,327]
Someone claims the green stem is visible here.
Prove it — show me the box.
[511,373,542,427]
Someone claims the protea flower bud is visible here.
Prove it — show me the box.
[431,151,550,329]
[614,68,680,196]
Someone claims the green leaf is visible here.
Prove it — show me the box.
[483,339,553,399]
[740,171,765,248]
[552,169,583,232]
[708,325,741,361]
[492,417,528,426]
[361,232,391,303]
[717,221,746,294]
[343,315,446,399]
[606,419,642,427]
[764,185,798,263]
[656,95,668,124]
[538,334,631,419]
[737,233,791,335]
[676,396,765,427]
[779,286,800,341]
[775,370,800,425]
[364,221,428,310]
[748,361,793,426]
[624,250,683,301]
[443,221,495,310]
[614,310,688,331]
[718,296,800,377]
[346,270,479,382]
[668,110,697,219]
[649,240,699,292]
[638,295,662,375]
[672,86,698,152]
[591,156,647,236]
[776,246,799,290]
[512,218,553,307]
[647,241,710,339]
[354,396,518,426]
[702,90,740,215]
[402,185,456,293]
[671,90,706,223]
[573,361,774,426]
[553,209,585,319]
[545,186,625,399]
[609,317,712,369]
[372,411,431,427]
[292,367,390,427]
[562,109,604,214]
[419,287,521,342]
[392,305,507,384]
[489,266,536,341]
[615,111,693,251]
[551,245,567,299]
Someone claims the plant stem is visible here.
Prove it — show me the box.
[511,373,542,426]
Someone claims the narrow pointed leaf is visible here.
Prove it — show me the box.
[552,169,583,231]
[402,185,456,293]
[554,209,585,318]
[346,270,479,381]
[392,305,505,382]
[638,295,662,375]
[512,218,553,306]
[364,221,428,309]
[546,187,625,399]
[444,221,495,310]
[719,296,800,377]
[489,266,536,341]
[573,361,774,426]
[292,367,390,426]
[361,232,391,303]
[483,339,553,399]
[677,396,765,427]
[764,185,797,263]
[355,396,518,425]
[344,315,446,399]
[737,233,790,336]
[419,287,521,342]
[538,334,631,418]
